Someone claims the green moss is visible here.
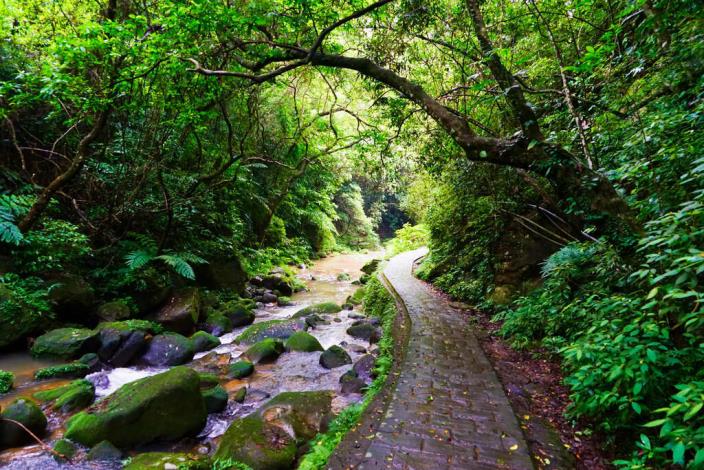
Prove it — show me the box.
[34,379,95,413]
[203,385,228,414]
[228,360,254,379]
[244,338,284,364]
[235,319,305,344]
[198,372,221,388]
[31,328,99,359]
[125,452,211,470]
[348,287,365,306]
[64,366,206,447]
[191,330,221,352]
[213,414,297,470]
[34,362,89,380]
[284,331,323,352]
[52,438,77,461]
[291,302,342,318]
[0,398,47,448]
[96,320,163,334]
[0,370,13,393]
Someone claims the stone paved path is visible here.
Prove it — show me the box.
[352,248,533,469]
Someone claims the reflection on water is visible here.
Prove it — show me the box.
[0,353,67,408]
[0,251,382,468]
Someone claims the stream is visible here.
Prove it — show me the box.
[0,251,381,469]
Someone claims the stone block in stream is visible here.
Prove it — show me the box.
[34,379,95,413]
[31,327,99,359]
[202,385,228,414]
[124,452,210,470]
[346,322,381,344]
[319,345,352,369]
[0,398,47,449]
[86,440,124,461]
[190,331,221,353]
[291,302,342,318]
[137,332,195,367]
[243,339,284,364]
[340,370,366,394]
[65,366,206,448]
[353,354,377,381]
[234,387,247,403]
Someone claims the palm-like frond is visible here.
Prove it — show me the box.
[156,254,196,280]
[125,249,154,270]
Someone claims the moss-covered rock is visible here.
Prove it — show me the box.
[233,387,247,403]
[200,311,233,336]
[34,361,90,380]
[190,331,220,353]
[31,327,99,359]
[319,345,352,369]
[34,379,95,413]
[243,339,284,364]
[284,331,323,352]
[52,438,77,461]
[96,319,163,334]
[346,322,381,343]
[214,391,333,470]
[86,440,124,461]
[0,398,47,449]
[214,414,297,470]
[221,300,256,328]
[125,452,211,470]
[236,319,306,345]
[203,384,228,414]
[137,332,194,367]
[65,366,206,448]
[0,370,13,393]
[347,287,365,306]
[228,360,254,379]
[291,302,342,318]
[277,296,292,307]
[147,287,201,335]
[198,372,221,388]
[361,259,381,275]
[336,273,351,281]
[96,301,132,322]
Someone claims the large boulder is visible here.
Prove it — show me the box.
[291,302,342,318]
[98,327,148,367]
[137,332,194,367]
[31,328,99,359]
[284,331,323,352]
[220,300,255,328]
[236,319,307,345]
[199,311,232,336]
[214,391,333,470]
[194,258,247,294]
[244,339,284,364]
[260,273,294,296]
[65,366,206,447]
[147,288,200,335]
[47,274,96,323]
[320,345,352,369]
[0,398,47,449]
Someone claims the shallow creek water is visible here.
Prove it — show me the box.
[0,251,381,469]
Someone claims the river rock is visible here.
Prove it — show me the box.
[228,360,254,379]
[214,391,333,470]
[96,301,131,322]
[353,354,377,381]
[97,326,148,367]
[320,345,352,369]
[346,322,381,343]
[199,311,233,336]
[125,452,210,470]
[291,302,342,318]
[260,274,294,296]
[34,361,90,380]
[34,379,95,413]
[190,331,220,353]
[202,385,228,414]
[137,332,194,367]
[339,370,366,394]
[236,319,307,345]
[284,331,324,352]
[148,288,200,335]
[31,327,99,359]
[0,398,47,449]
[361,259,381,275]
[244,339,284,364]
[233,387,247,403]
[65,366,206,447]
[221,300,256,328]
[86,440,124,461]
[53,439,77,461]
[260,292,278,304]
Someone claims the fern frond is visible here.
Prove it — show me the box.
[0,221,23,245]
[176,252,208,265]
[156,255,196,280]
[125,250,154,270]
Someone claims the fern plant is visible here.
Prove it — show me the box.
[0,194,33,245]
[124,234,207,280]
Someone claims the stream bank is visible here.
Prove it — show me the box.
[0,251,383,469]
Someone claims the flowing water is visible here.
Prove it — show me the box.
[0,251,382,469]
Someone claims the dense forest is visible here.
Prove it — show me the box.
[0,0,702,468]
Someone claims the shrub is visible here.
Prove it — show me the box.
[0,370,13,393]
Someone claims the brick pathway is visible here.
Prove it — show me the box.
[344,248,533,469]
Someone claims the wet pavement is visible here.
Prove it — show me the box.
[344,248,533,469]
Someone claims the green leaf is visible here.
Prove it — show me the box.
[125,250,153,270]
[672,442,685,465]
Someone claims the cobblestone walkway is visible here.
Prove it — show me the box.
[354,248,533,469]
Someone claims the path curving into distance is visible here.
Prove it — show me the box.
[334,248,534,469]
